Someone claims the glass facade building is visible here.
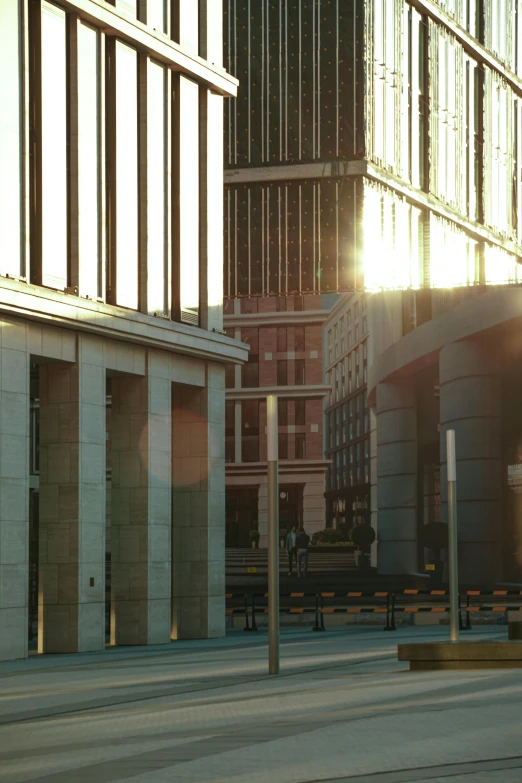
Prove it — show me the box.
[225,0,522,297]
[225,0,522,579]
[0,0,248,662]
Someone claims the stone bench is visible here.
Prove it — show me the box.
[398,641,522,670]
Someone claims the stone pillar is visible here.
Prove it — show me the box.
[171,363,225,639]
[110,350,172,646]
[0,318,29,661]
[376,381,418,574]
[439,339,501,584]
[38,336,106,654]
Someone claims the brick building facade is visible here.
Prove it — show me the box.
[224,293,330,548]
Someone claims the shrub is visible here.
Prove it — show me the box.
[249,529,260,541]
[311,528,349,546]
[350,524,376,552]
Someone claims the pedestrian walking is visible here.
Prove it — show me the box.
[285,525,297,575]
[295,527,310,578]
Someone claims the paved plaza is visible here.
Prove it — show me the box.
[0,626,521,782]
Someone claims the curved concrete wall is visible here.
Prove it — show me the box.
[376,382,418,574]
[368,288,517,583]
[439,339,502,584]
[368,287,522,399]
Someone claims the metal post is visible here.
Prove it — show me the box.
[447,429,459,643]
[267,395,279,674]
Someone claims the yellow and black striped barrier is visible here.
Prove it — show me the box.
[225,589,522,633]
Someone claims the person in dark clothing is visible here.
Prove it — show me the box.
[285,525,297,575]
[295,527,310,578]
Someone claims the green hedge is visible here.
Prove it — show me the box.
[311,528,351,546]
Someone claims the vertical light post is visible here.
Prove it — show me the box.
[267,394,279,674]
[446,429,459,643]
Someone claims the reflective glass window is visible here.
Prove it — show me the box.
[178,0,199,53]
[277,360,288,386]
[147,0,166,33]
[484,70,514,237]
[429,214,478,287]
[147,60,167,315]
[362,181,424,291]
[206,91,224,318]
[371,0,398,170]
[0,0,23,277]
[178,75,200,323]
[205,0,223,66]
[484,244,520,285]
[295,434,306,460]
[294,326,305,352]
[278,398,288,426]
[41,2,67,290]
[114,41,139,308]
[77,23,100,299]
[295,359,305,386]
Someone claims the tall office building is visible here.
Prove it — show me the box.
[224,1,522,581]
[364,0,522,584]
[222,1,359,546]
[0,0,247,662]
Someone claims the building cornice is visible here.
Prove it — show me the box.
[226,385,330,400]
[0,279,248,365]
[225,160,522,258]
[324,292,355,325]
[58,0,238,97]
[224,309,330,328]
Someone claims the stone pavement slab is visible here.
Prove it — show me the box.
[0,627,521,783]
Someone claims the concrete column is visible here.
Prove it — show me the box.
[110,350,172,646]
[439,339,501,584]
[171,363,225,639]
[302,478,326,535]
[39,335,106,654]
[369,407,378,567]
[376,381,418,574]
[0,318,29,661]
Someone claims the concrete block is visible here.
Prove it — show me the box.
[399,641,522,670]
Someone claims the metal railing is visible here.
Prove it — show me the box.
[225,588,522,633]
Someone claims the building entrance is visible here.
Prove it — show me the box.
[279,485,304,532]
[226,487,259,547]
